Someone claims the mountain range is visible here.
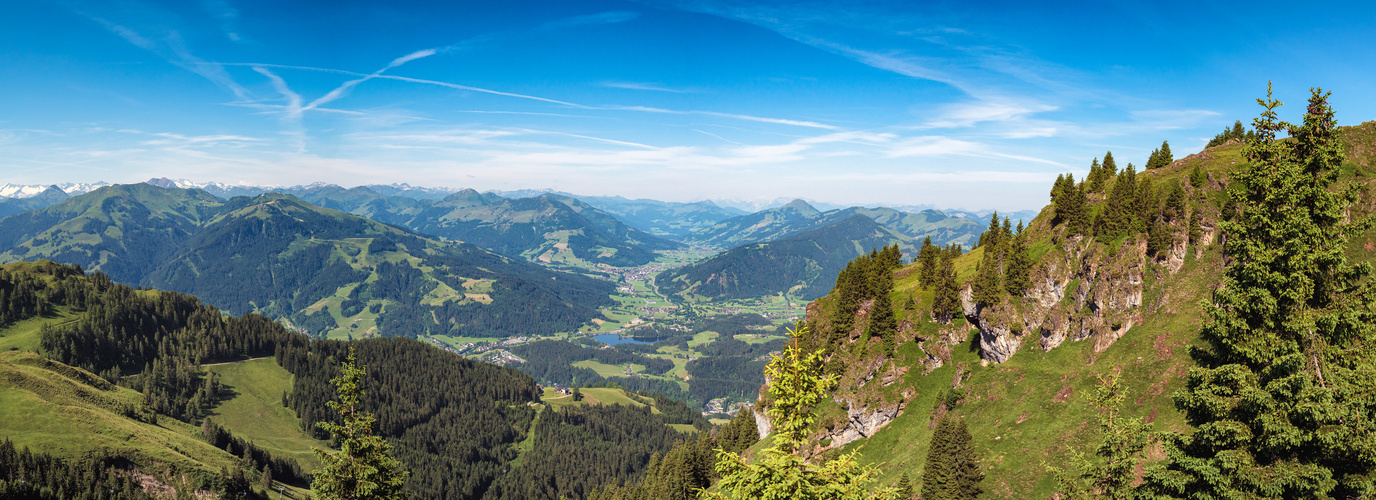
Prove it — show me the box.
[658,214,913,301]
[0,184,614,337]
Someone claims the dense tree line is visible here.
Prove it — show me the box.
[922,413,983,500]
[484,403,693,500]
[278,337,541,500]
[971,214,1033,307]
[0,263,70,327]
[200,419,308,487]
[828,245,904,353]
[3,260,710,500]
[1204,119,1256,148]
[0,439,154,500]
[509,340,674,383]
[589,409,759,500]
[1051,150,1198,259]
[25,263,305,422]
[915,238,964,323]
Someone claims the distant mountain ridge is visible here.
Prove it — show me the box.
[280,186,683,267]
[0,186,70,219]
[0,185,614,337]
[685,199,985,249]
[658,214,918,301]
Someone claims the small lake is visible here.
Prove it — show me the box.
[593,334,653,346]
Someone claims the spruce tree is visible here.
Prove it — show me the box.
[923,413,984,500]
[1063,180,1090,236]
[1004,230,1032,296]
[972,252,1001,307]
[932,255,960,324]
[1102,151,1117,176]
[1158,140,1172,167]
[918,237,940,289]
[868,267,898,354]
[923,415,954,500]
[979,211,1001,249]
[1142,86,1376,499]
[312,347,409,500]
[1133,177,1158,234]
[895,472,914,499]
[1190,164,1207,189]
[1094,164,1138,240]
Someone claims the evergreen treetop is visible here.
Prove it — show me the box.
[312,347,410,500]
[1142,85,1376,499]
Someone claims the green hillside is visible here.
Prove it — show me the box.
[0,187,617,338]
[0,260,700,500]
[0,183,224,284]
[287,186,681,267]
[684,199,984,250]
[756,119,1376,499]
[659,215,918,301]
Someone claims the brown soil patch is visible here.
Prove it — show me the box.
[1052,385,1074,403]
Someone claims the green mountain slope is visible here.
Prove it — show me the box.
[144,193,615,337]
[658,215,918,300]
[0,184,223,283]
[566,194,745,238]
[0,261,702,500]
[286,186,682,267]
[0,185,69,219]
[745,121,1376,499]
[406,192,680,267]
[686,199,984,250]
[686,198,826,247]
[0,187,615,338]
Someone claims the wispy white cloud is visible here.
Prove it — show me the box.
[921,100,1058,129]
[226,63,584,107]
[68,3,249,99]
[884,136,1063,166]
[603,105,839,130]
[542,11,641,29]
[304,49,438,111]
[600,81,692,93]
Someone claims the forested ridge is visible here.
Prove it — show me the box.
[0,260,708,499]
[0,187,616,339]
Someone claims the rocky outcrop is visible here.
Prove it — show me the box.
[754,407,772,440]
[965,224,1181,363]
[820,400,903,450]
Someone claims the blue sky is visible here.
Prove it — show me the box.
[2,0,1374,210]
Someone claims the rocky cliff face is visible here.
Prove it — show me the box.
[961,215,1210,363]
[817,399,904,451]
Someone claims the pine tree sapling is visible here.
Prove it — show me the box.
[1047,370,1151,500]
[932,255,961,324]
[709,323,893,500]
[312,347,410,500]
